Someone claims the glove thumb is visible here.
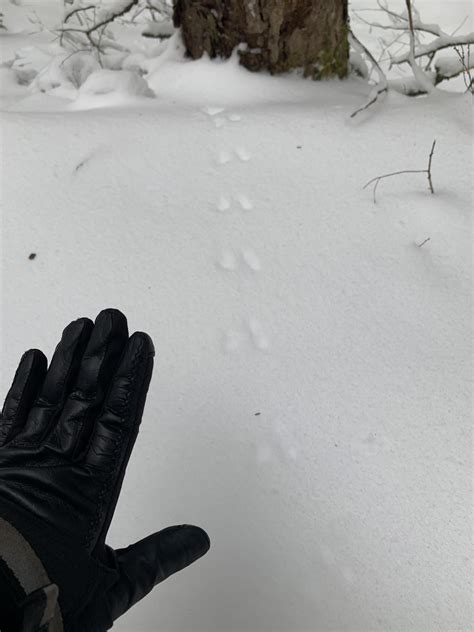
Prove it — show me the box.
[107,525,211,621]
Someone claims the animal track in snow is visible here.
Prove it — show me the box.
[204,108,243,128]
[215,195,253,212]
[217,196,231,212]
[248,318,269,350]
[217,148,251,164]
[218,150,233,165]
[237,194,253,211]
[203,106,225,116]
[217,249,261,272]
[255,419,301,467]
[235,147,251,162]
[222,320,269,354]
[202,107,242,123]
[241,249,261,271]
[217,250,237,270]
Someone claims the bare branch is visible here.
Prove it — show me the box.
[60,0,141,53]
[405,0,415,36]
[452,15,469,37]
[401,0,434,93]
[392,32,474,64]
[349,31,388,119]
[64,4,95,22]
[62,0,139,34]
[353,1,474,93]
[364,140,437,203]
[85,0,140,35]
[453,45,474,92]
[427,139,436,194]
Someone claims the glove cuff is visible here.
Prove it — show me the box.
[0,517,63,632]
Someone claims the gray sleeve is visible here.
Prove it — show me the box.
[0,517,63,632]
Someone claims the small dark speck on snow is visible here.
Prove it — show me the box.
[75,159,87,173]
[297,146,302,149]
[255,412,261,416]
[28,253,36,260]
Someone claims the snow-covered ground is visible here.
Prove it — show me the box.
[0,2,472,631]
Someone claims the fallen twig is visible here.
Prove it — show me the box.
[364,140,437,203]
[416,237,431,248]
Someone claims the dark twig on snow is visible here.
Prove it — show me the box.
[351,87,388,118]
[426,140,436,194]
[416,237,431,248]
[454,45,474,92]
[364,140,437,203]
[85,0,140,35]
[74,153,93,173]
[64,5,96,22]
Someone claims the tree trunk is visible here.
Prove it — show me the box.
[173,0,349,79]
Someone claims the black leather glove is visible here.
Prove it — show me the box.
[0,309,210,631]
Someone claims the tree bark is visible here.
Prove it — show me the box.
[173,0,349,79]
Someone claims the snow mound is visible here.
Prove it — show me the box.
[74,69,155,109]
[145,39,359,108]
[31,52,100,96]
[80,69,155,97]
[11,45,52,85]
[1,1,40,33]
[142,21,175,39]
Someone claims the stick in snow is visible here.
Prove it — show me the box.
[416,237,431,248]
[363,140,437,203]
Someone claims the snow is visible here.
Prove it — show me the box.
[436,52,472,79]
[141,21,174,39]
[393,30,474,64]
[0,2,472,631]
[74,68,155,108]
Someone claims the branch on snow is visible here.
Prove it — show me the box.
[60,1,140,55]
[63,0,140,34]
[363,140,437,204]
[435,46,474,91]
[352,0,474,94]
[401,0,434,93]
[391,32,474,65]
[378,0,474,66]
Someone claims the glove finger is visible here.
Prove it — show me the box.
[107,526,211,621]
[0,349,47,446]
[84,331,154,473]
[15,317,94,444]
[44,309,129,459]
[85,332,154,547]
